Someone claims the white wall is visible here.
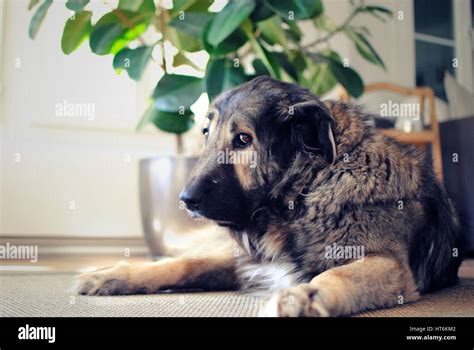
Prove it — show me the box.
[1,0,176,238]
[300,0,415,88]
[349,0,415,87]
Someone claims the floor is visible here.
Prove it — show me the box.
[1,256,473,317]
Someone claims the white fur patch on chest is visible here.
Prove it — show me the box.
[239,261,300,292]
[239,231,283,262]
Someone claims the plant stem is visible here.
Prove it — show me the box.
[302,8,361,49]
[312,63,328,94]
[242,20,278,79]
[103,1,165,70]
[159,2,168,73]
[157,1,182,155]
[176,134,184,155]
[103,1,148,46]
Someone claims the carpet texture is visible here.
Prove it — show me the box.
[1,272,473,317]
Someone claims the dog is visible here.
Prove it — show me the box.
[74,76,463,317]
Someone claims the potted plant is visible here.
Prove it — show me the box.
[28,0,391,256]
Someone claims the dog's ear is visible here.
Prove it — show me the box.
[274,100,337,165]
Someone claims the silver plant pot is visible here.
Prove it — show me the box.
[139,155,210,258]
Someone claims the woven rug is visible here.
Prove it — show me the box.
[0,272,473,317]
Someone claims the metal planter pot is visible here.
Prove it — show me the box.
[138,155,210,258]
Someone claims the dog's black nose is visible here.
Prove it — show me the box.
[179,190,201,211]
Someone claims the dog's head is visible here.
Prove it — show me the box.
[180,76,337,230]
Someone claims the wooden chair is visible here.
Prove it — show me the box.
[338,83,443,181]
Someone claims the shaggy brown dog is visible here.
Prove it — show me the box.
[74,77,462,317]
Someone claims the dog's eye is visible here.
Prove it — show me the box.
[202,128,209,138]
[234,133,252,148]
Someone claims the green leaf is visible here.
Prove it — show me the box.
[137,105,194,134]
[301,62,337,96]
[153,74,203,112]
[250,1,274,22]
[312,52,364,98]
[252,53,295,82]
[65,0,90,12]
[170,0,190,14]
[314,15,337,32]
[207,0,256,47]
[29,0,53,39]
[118,0,143,11]
[202,21,247,55]
[330,66,363,98]
[169,27,203,52]
[137,0,156,13]
[205,58,246,101]
[113,46,154,80]
[345,28,385,69]
[169,12,213,38]
[61,11,92,55]
[352,26,371,37]
[90,23,124,55]
[264,0,323,20]
[361,5,393,22]
[363,5,393,16]
[252,43,281,80]
[252,58,269,76]
[28,0,40,11]
[172,52,200,70]
[169,0,211,17]
[89,11,150,55]
[258,17,289,52]
[166,11,210,51]
[282,18,302,41]
[270,52,297,81]
[261,45,282,80]
[152,109,195,134]
[242,21,279,79]
[289,49,307,71]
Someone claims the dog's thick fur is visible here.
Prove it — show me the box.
[74,77,463,317]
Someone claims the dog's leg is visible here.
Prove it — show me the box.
[263,256,420,317]
[73,255,238,295]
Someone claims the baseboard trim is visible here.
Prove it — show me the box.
[0,236,149,256]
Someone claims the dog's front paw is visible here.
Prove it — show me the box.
[71,261,134,296]
[261,284,330,317]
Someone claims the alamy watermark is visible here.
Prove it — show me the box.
[0,242,38,263]
[324,243,365,260]
[18,324,55,343]
[217,148,257,168]
[380,100,420,121]
[55,100,95,121]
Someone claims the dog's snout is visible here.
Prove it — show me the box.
[180,179,211,211]
[179,189,201,211]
